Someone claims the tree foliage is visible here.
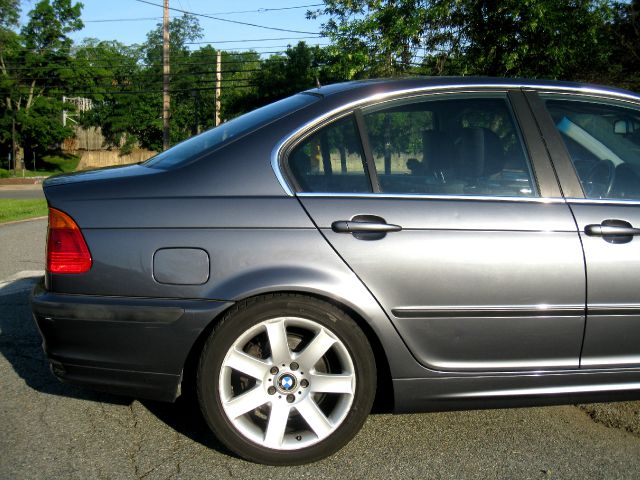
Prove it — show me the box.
[0,0,82,167]
[312,0,616,81]
[608,0,640,90]
[309,0,429,77]
[0,0,20,30]
[3,0,640,171]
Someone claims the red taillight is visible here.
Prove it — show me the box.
[46,208,92,274]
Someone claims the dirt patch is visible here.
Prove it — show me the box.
[579,401,640,437]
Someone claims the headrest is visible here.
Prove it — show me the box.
[455,128,505,177]
[422,130,456,173]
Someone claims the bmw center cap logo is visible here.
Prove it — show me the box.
[278,373,296,392]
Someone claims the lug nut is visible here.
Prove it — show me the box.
[267,386,276,395]
[300,379,309,388]
[286,394,295,403]
[290,362,299,371]
[270,366,279,375]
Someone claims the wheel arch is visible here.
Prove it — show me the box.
[180,289,394,412]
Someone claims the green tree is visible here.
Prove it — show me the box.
[218,50,261,121]
[0,0,21,165]
[80,14,206,151]
[228,42,324,115]
[444,0,613,79]
[0,0,19,29]
[74,39,148,152]
[608,0,640,90]
[312,0,615,80]
[0,0,83,168]
[309,1,430,76]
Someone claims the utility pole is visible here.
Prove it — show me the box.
[162,0,170,150]
[215,50,221,126]
[11,113,16,174]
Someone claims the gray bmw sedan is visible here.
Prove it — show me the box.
[32,77,640,464]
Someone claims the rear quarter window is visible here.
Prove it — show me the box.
[287,114,372,193]
[145,94,318,170]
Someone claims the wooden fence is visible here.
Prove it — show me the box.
[77,149,156,170]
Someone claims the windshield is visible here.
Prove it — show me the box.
[145,93,318,169]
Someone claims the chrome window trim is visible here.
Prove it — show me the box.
[296,192,565,204]
[271,83,640,196]
[567,198,640,206]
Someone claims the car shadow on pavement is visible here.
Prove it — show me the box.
[0,276,131,406]
[142,394,236,457]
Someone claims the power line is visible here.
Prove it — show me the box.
[84,3,325,22]
[3,50,324,70]
[84,17,159,23]
[3,69,264,82]
[183,36,326,45]
[201,4,324,15]
[5,37,327,55]
[11,84,259,96]
[134,0,320,35]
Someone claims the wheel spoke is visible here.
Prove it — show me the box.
[309,372,355,395]
[225,348,270,379]
[295,328,336,369]
[265,320,291,364]
[223,386,267,419]
[296,397,333,439]
[263,401,291,448]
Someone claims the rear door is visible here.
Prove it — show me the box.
[530,91,640,368]
[287,89,586,372]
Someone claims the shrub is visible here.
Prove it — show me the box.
[41,154,80,173]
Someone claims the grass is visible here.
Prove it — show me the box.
[1,153,80,178]
[0,199,48,224]
[42,154,80,173]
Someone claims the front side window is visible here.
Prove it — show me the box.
[288,115,371,193]
[362,95,537,197]
[543,96,640,200]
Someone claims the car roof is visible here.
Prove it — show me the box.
[303,76,640,102]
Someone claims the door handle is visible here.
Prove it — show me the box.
[331,220,402,233]
[584,219,640,243]
[331,215,402,240]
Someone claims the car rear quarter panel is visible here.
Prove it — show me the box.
[44,163,425,380]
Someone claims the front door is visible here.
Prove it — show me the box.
[537,93,640,368]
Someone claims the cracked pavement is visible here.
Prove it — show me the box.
[1,218,640,479]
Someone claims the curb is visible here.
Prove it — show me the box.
[0,216,48,227]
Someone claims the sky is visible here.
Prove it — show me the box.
[18,0,330,56]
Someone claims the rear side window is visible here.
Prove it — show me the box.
[543,96,640,200]
[286,93,538,197]
[362,95,537,197]
[288,115,372,193]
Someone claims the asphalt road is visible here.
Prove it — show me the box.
[0,185,45,199]
[1,219,640,479]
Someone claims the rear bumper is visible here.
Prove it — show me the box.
[31,282,233,401]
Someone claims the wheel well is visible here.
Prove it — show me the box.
[180,291,394,412]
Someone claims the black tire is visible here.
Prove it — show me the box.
[197,293,376,465]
